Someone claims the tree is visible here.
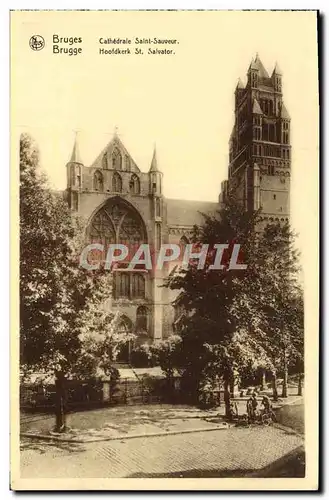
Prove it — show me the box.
[149,336,182,401]
[20,134,126,431]
[165,196,263,414]
[165,193,304,413]
[252,223,304,398]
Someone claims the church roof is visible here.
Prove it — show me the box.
[69,134,83,164]
[280,102,290,119]
[252,98,263,115]
[90,134,140,172]
[166,198,219,227]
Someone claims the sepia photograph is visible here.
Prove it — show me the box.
[10,9,319,491]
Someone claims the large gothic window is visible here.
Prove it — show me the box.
[94,170,103,191]
[112,147,122,170]
[112,172,122,192]
[89,199,146,248]
[88,199,147,289]
[129,174,140,195]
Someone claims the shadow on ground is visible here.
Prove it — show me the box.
[126,447,305,479]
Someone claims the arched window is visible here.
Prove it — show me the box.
[112,171,122,192]
[72,192,78,211]
[155,198,161,217]
[113,273,145,299]
[180,235,189,246]
[179,235,189,254]
[132,274,145,298]
[94,170,103,191]
[102,153,108,169]
[136,306,148,332]
[89,199,146,250]
[116,316,133,363]
[156,223,161,250]
[125,155,130,171]
[129,174,140,195]
[117,273,130,298]
[268,165,275,176]
[112,147,122,170]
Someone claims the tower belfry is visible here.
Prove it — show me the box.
[222,54,291,225]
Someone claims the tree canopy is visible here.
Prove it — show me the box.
[165,195,304,405]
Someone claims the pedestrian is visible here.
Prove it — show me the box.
[261,395,272,413]
[247,392,258,422]
[246,396,254,422]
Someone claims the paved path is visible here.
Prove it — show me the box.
[274,401,304,434]
[21,425,303,478]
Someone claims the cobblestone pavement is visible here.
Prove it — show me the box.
[20,425,303,478]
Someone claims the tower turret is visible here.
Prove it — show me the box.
[247,58,259,88]
[271,62,283,93]
[149,145,163,197]
[235,78,245,107]
[66,133,83,211]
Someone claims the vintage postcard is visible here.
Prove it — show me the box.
[10,10,319,491]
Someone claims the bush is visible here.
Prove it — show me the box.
[130,344,152,368]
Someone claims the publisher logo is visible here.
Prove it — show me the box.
[29,35,45,51]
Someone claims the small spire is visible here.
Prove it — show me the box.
[248,57,258,72]
[69,131,83,164]
[114,125,119,137]
[272,61,282,76]
[149,144,159,173]
[236,78,244,89]
[280,102,290,119]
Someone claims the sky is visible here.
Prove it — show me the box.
[11,10,319,255]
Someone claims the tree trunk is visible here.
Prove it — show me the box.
[261,369,266,390]
[229,369,239,398]
[55,371,66,432]
[224,378,231,419]
[229,372,234,398]
[272,370,278,401]
[298,372,303,396]
[282,349,288,398]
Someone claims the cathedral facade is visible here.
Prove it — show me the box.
[65,54,291,355]
[66,132,218,353]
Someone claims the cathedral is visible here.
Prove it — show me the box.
[65,54,291,356]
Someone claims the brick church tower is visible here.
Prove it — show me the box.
[220,54,291,226]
